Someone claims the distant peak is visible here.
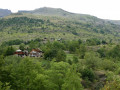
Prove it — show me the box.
[0,8,11,17]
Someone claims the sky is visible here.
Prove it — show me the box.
[0,0,120,20]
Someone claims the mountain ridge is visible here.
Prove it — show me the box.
[0,9,12,17]
[0,7,120,43]
[18,7,120,25]
[18,7,98,19]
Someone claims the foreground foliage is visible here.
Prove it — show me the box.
[0,39,120,90]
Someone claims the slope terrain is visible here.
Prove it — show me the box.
[0,7,120,43]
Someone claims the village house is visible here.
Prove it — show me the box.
[15,48,43,57]
[15,49,29,57]
[14,49,24,57]
[29,48,43,57]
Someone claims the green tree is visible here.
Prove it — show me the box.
[62,66,83,90]
[103,72,120,90]
[76,45,86,59]
[46,62,70,90]
[69,41,79,53]
[53,41,65,50]
[0,81,11,90]
[81,68,95,82]
[84,52,101,69]
[97,48,106,58]
[0,55,11,89]
[4,46,15,56]
[8,58,43,89]
[68,59,72,65]
[56,49,66,62]
[19,43,25,51]
[73,56,78,64]
[78,39,82,45]
[44,48,57,60]
[102,59,116,71]
[86,38,101,45]
[29,41,39,50]
[107,45,120,61]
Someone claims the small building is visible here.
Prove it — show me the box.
[15,49,24,57]
[29,49,43,57]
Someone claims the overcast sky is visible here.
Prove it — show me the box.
[0,0,120,20]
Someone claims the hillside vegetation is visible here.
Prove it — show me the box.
[0,38,120,90]
[0,7,120,43]
[1,7,120,90]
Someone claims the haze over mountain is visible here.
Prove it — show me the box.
[0,9,11,17]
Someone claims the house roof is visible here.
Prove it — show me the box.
[32,51,37,53]
[16,49,22,52]
[30,48,43,54]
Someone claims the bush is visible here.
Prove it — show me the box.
[73,56,78,63]
[97,48,106,58]
[84,52,101,69]
[4,46,15,56]
[68,59,72,65]
[56,49,66,62]
[81,68,95,82]
[107,45,120,60]
[102,59,116,71]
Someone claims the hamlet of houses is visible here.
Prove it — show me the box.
[14,37,63,57]
[14,48,43,57]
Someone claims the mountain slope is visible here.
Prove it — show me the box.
[0,7,120,43]
[107,20,120,25]
[18,7,102,22]
[18,7,119,28]
[0,9,11,17]
[18,7,75,16]
[0,15,120,43]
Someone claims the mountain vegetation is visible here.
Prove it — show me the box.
[0,7,120,90]
[0,7,120,43]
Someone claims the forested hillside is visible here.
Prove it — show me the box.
[1,8,120,44]
[0,38,120,90]
[0,7,120,90]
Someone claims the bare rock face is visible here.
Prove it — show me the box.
[0,9,12,17]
